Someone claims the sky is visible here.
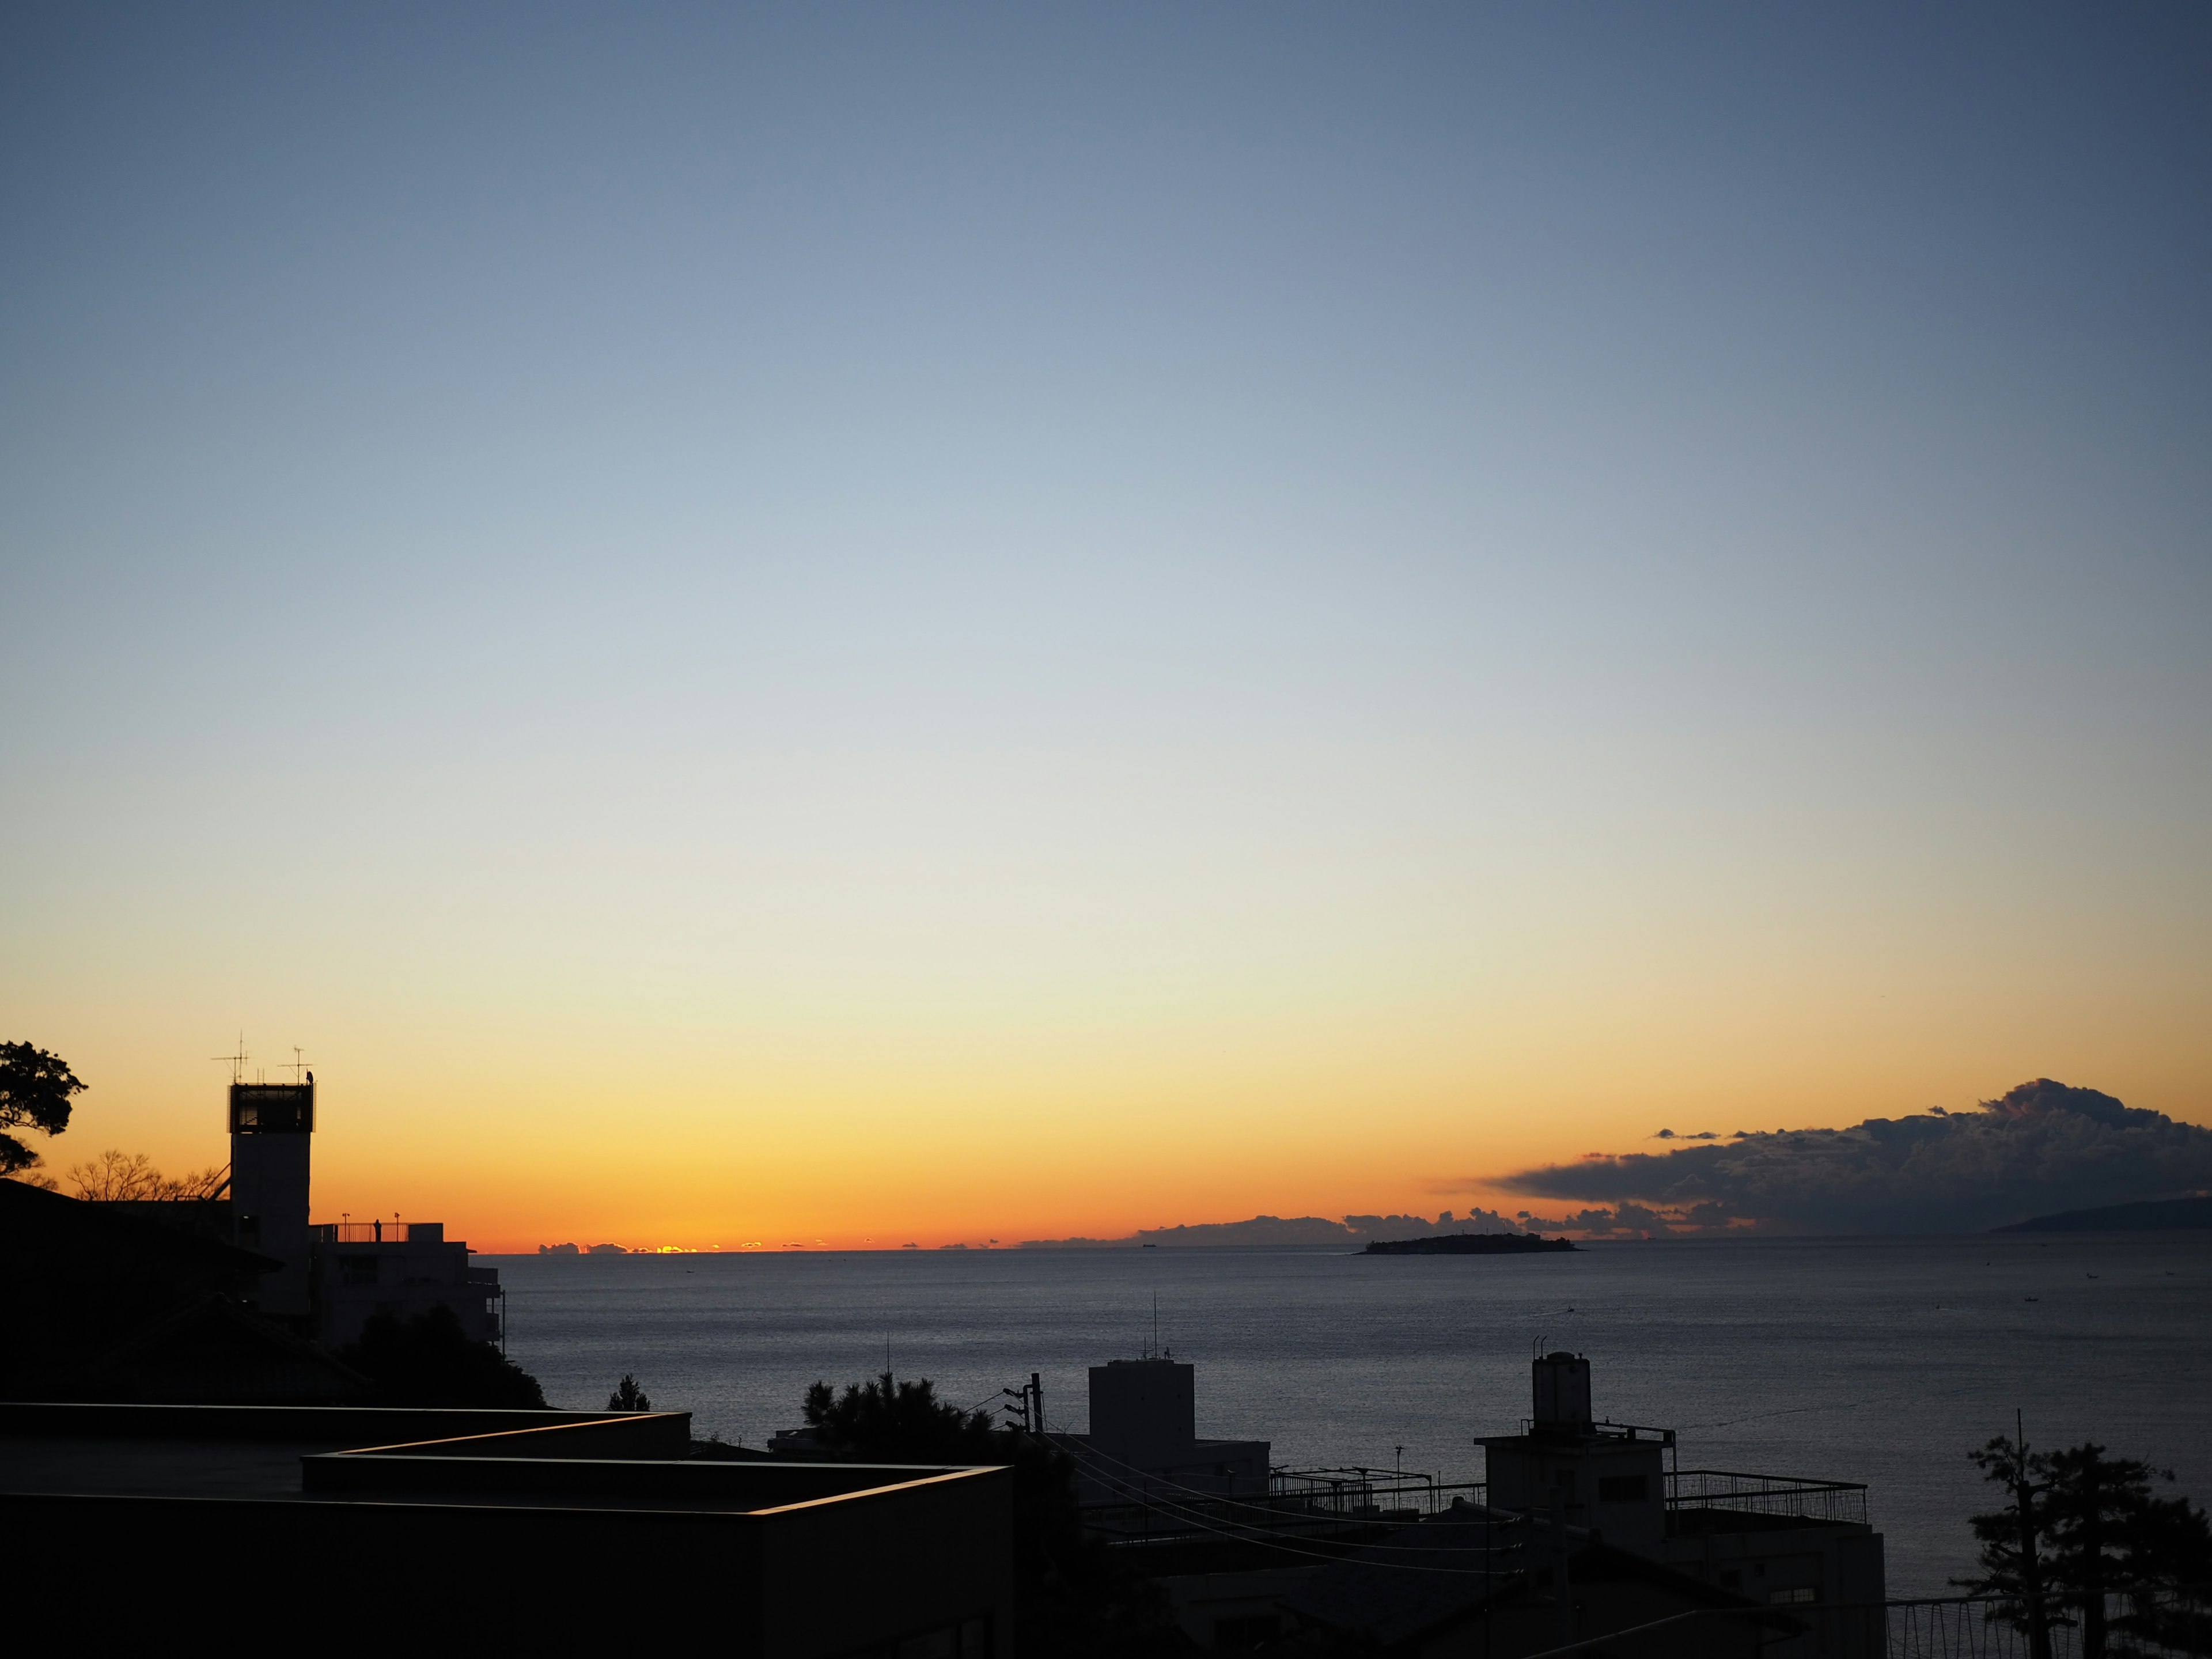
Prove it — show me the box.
[3,3,2207,1251]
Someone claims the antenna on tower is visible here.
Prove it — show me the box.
[289,1047,309,1085]
[211,1033,249,1085]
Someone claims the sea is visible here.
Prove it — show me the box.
[479,1231,2212,1597]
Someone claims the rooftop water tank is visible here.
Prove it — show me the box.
[1532,1350,1592,1435]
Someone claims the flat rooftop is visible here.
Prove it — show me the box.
[0,1403,1005,1518]
[2,1402,1018,1653]
[1,1433,340,1501]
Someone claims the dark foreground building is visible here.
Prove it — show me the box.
[1140,1351,1885,1657]
[1056,1355,1272,1502]
[1479,1352,1886,1656]
[1161,1501,1787,1657]
[56,1070,506,1350]
[2,1401,1012,1654]
[0,1176,369,1401]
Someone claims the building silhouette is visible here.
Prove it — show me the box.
[224,1071,503,1350]
[1131,1350,1887,1657]
[1060,1355,1271,1502]
[1478,1351,1887,1650]
[4,1065,502,1402]
[228,1080,315,1317]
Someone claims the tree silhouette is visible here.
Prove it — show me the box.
[803,1370,998,1462]
[1960,1431,2059,1658]
[69,1149,226,1202]
[1961,1431,2212,1659]
[0,1041,85,1177]
[336,1305,547,1408]
[608,1373,652,1412]
[799,1372,1172,1654]
[2043,1443,2211,1657]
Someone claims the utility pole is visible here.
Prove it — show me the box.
[2016,1410,2053,1659]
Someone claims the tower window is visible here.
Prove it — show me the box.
[229,1085,314,1134]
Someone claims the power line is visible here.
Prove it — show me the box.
[1074,1438,1476,1536]
[1082,1464,1533,1576]
[1069,1444,1535,1574]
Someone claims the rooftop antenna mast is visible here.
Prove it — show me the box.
[288,1047,309,1085]
[212,1033,249,1086]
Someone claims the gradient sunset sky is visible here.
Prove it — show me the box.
[3,5,2207,1250]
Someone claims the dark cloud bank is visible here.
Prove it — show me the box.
[1494,1080,2212,1236]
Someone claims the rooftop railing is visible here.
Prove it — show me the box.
[1499,1418,1677,1445]
[1078,1458,1487,1547]
[1666,1468,1869,1527]
[310,1222,442,1244]
[1269,1468,1486,1520]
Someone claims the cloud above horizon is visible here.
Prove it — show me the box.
[1483,1081,2212,1236]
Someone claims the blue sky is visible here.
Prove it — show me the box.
[3,4,2207,1243]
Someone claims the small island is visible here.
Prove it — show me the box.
[1362,1232,1579,1256]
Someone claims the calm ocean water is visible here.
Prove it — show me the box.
[482,1232,2212,1596]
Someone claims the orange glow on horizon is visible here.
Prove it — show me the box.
[24,1010,2209,1255]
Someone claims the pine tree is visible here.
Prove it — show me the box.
[1959,1429,2057,1659]
[1960,1429,2212,1659]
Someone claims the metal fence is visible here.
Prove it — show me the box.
[1517,1594,2210,1659]
[1268,1467,1485,1520]
[1666,1468,1872,1528]
[1887,1591,2212,1659]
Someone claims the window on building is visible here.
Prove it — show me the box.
[1770,1586,1818,1605]
[340,1256,380,1287]
[1598,1475,1648,1503]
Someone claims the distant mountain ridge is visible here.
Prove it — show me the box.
[1021,1209,1520,1249]
[1993,1195,2212,1233]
